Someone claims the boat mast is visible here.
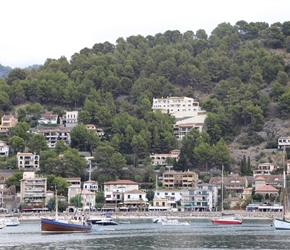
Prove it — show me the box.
[55,186,58,221]
[221,165,224,214]
[283,148,287,221]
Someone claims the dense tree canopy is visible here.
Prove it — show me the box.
[1,20,290,182]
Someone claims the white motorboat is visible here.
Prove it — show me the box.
[152,218,166,223]
[0,217,20,226]
[89,217,118,226]
[161,219,190,226]
[0,223,6,229]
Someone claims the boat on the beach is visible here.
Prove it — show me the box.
[41,188,92,233]
[162,219,190,226]
[211,165,242,225]
[273,149,290,230]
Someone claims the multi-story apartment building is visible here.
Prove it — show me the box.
[0,140,9,157]
[278,136,290,149]
[150,149,180,166]
[17,152,39,171]
[20,172,47,206]
[162,170,198,188]
[36,128,71,148]
[151,189,183,211]
[67,178,82,203]
[181,184,218,212]
[253,163,277,177]
[103,180,139,210]
[152,96,207,140]
[0,114,18,132]
[63,111,78,128]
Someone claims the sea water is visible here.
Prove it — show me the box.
[0,219,290,250]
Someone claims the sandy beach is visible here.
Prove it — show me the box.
[12,210,283,221]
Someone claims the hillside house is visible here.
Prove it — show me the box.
[150,149,180,166]
[17,152,39,171]
[0,140,9,157]
[0,114,18,132]
[38,113,58,124]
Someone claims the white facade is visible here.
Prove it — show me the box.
[67,178,82,203]
[181,184,218,212]
[64,111,78,128]
[36,129,71,148]
[152,96,202,115]
[152,96,207,140]
[38,113,58,124]
[83,180,98,192]
[278,136,290,149]
[17,152,39,171]
[124,189,147,203]
[0,140,9,157]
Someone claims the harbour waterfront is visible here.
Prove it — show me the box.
[1,218,290,249]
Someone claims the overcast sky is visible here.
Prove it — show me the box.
[1,0,290,68]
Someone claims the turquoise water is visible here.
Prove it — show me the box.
[0,219,289,249]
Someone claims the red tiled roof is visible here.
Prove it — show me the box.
[255,185,278,192]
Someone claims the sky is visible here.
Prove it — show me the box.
[1,0,290,68]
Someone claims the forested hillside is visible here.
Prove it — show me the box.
[1,20,290,183]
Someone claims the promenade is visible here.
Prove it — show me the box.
[13,210,283,221]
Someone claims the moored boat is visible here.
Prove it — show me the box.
[41,187,92,233]
[161,219,190,226]
[0,217,20,226]
[0,223,6,229]
[41,218,92,233]
[211,217,242,225]
[211,165,243,225]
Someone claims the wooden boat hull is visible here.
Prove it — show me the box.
[41,218,92,234]
[211,218,242,225]
[273,218,290,230]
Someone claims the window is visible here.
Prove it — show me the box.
[128,195,130,199]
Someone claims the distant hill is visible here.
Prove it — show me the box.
[0,64,12,78]
[0,64,42,78]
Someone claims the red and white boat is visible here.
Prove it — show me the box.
[211,165,243,225]
[211,216,242,225]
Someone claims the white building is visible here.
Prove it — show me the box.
[150,189,183,211]
[67,178,82,203]
[38,113,58,124]
[181,184,218,212]
[0,140,9,157]
[17,152,39,171]
[278,136,290,149]
[103,180,139,210]
[152,96,207,140]
[36,129,71,148]
[64,111,78,128]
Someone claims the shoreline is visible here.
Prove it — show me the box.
[7,210,284,221]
